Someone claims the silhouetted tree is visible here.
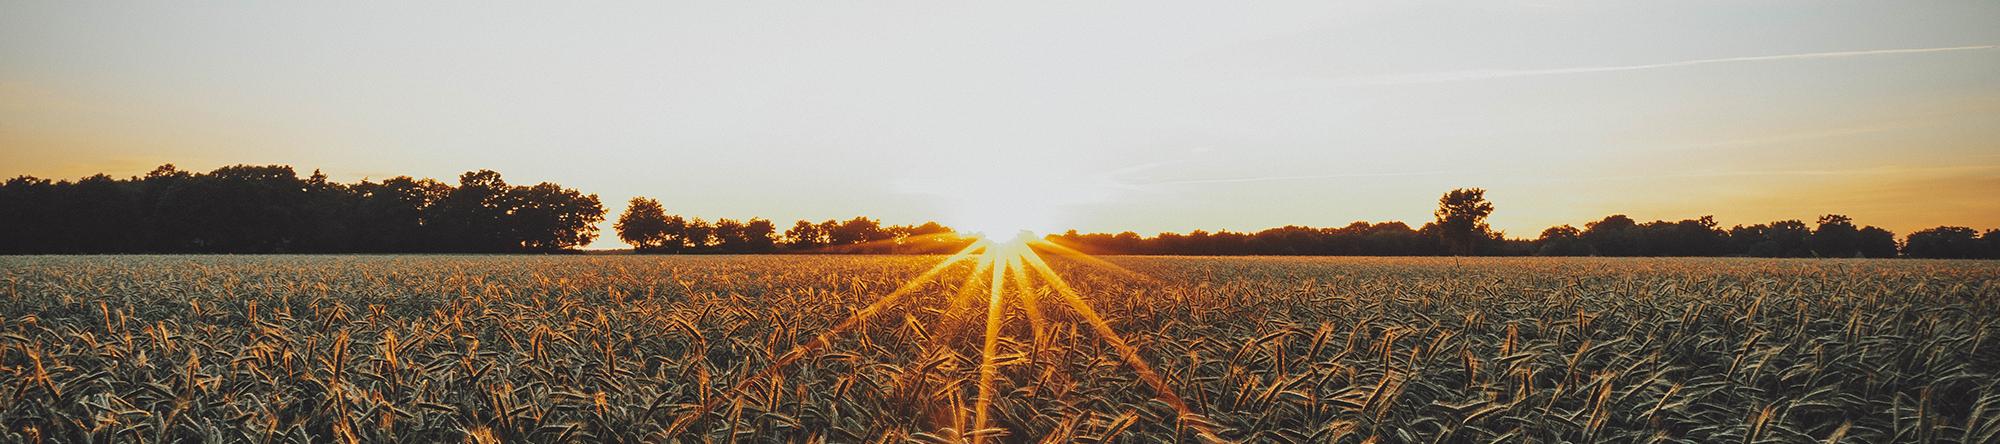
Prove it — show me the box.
[617,197,673,252]
[352,177,449,252]
[508,182,603,251]
[815,220,841,247]
[1905,226,1982,258]
[64,174,144,253]
[6,172,1992,259]
[1249,226,1321,255]
[657,215,690,253]
[785,220,826,250]
[1984,229,2000,259]
[1633,216,1724,256]
[288,170,361,252]
[1432,188,1495,255]
[1370,222,1436,255]
[830,217,887,246]
[136,165,195,251]
[1050,220,1450,256]
[682,217,714,251]
[427,170,513,252]
[1750,220,1814,258]
[1725,224,1769,257]
[1583,215,1641,256]
[0,176,59,253]
[1857,226,1898,258]
[161,165,311,252]
[0,163,604,254]
[1049,209,1945,259]
[1535,225,1595,256]
[713,219,748,252]
[742,218,779,253]
[1809,214,1860,258]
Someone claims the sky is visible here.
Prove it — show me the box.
[3,1,1997,249]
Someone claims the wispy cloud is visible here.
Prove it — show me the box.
[1125,170,1451,186]
[1663,120,1942,152]
[1332,45,1997,85]
[1568,164,2000,182]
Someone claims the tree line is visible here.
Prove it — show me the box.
[4,165,1996,258]
[1047,189,2000,259]
[614,197,971,254]
[0,164,603,253]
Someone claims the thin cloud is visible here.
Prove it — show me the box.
[1664,120,1942,152]
[1333,45,1997,85]
[1128,170,1451,186]
[1569,164,2000,182]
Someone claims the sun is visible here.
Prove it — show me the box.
[919,164,1071,240]
[971,228,1036,245]
[949,204,1056,242]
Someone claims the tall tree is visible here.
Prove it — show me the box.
[1857,226,1898,258]
[815,220,841,246]
[1809,214,1860,258]
[742,218,778,253]
[428,170,513,252]
[1431,188,1495,255]
[353,177,449,252]
[713,218,748,252]
[617,197,673,252]
[1535,225,1595,256]
[830,217,886,246]
[1582,215,1640,256]
[152,165,308,252]
[682,217,714,251]
[1983,229,2000,259]
[1905,226,1981,258]
[294,170,358,252]
[658,215,690,253]
[505,182,603,252]
[0,163,614,254]
[64,174,144,253]
[1757,220,1814,258]
[0,176,59,253]
[785,220,825,250]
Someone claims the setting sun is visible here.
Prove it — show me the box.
[951,209,1049,242]
[938,192,1064,239]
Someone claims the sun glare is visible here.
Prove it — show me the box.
[977,228,1035,244]
[951,205,1057,241]
[681,220,1219,441]
[903,161,1094,240]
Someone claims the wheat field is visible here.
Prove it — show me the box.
[1,255,1996,443]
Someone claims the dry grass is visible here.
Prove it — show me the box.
[1,255,1996,442]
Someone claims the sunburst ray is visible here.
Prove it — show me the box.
[677,233,1217,441]
[675,241,988,429]
[1018,249,1223,440]
[971,242,1010,440]
[1029,237,1157,283]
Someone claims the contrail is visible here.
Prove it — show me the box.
[1335,45,1996,85]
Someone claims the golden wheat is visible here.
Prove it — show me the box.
[0,256,1996,442]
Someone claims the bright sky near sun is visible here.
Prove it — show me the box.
[3,1,1998,248]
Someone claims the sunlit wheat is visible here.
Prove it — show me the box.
[0,255,1995,442]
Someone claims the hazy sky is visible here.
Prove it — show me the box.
[4,1,1997,248]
